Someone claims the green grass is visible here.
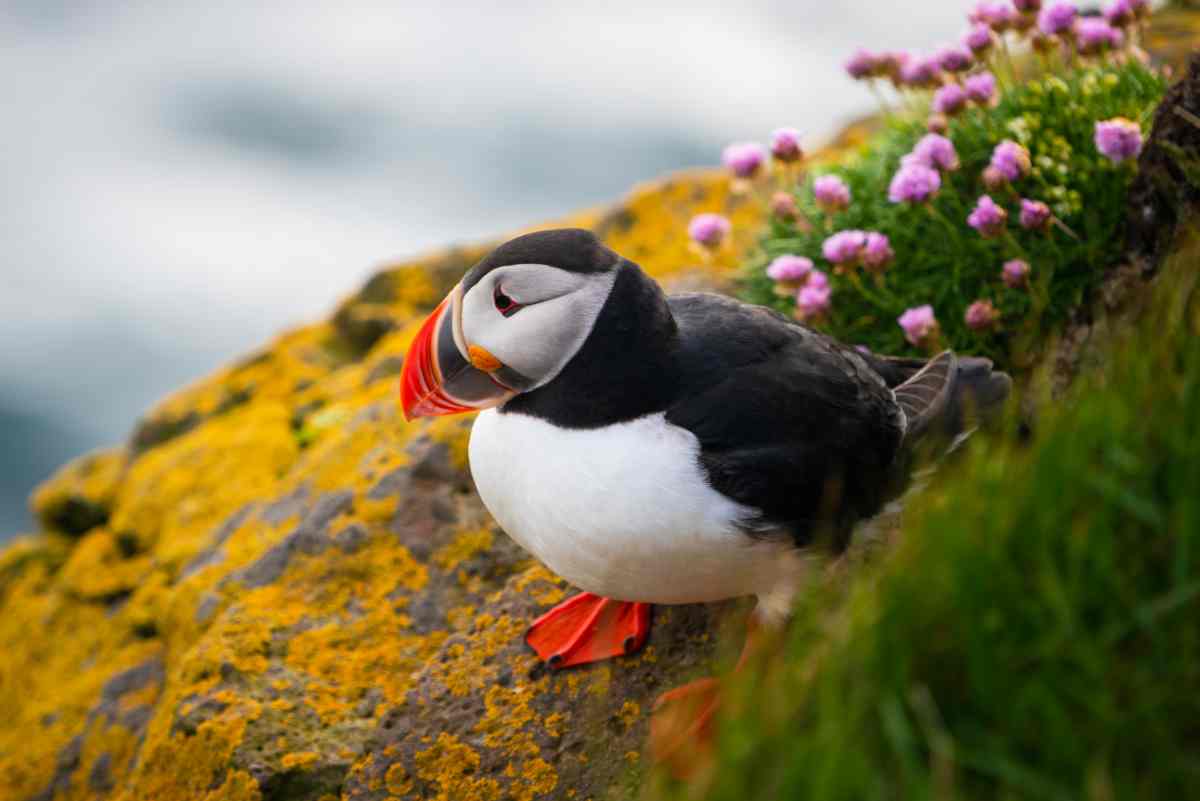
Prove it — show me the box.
[655,241,1200,800]
[743,59,1166,363]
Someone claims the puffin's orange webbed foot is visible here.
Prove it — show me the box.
[649,677,721,778]
[525,593,651,669]
[649,614,766,778]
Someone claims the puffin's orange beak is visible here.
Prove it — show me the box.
[400,283,518,421]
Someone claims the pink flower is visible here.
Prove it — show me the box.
[813,175,852,213]
[990,140,1032,181]
[965,299,1001,331]
[822,230,867,265]
[964,71,998,105]
[688,213,731,248]
[770,128,804,163]
[937,45,974,73]
[807,269,830,292]
[766,255,814,282]
[1038,0,1077,35]
[862,232,895,272]
[964,24,996,54]
[1002,259,1031,287]
[898,305,939,347]
[845,49,879,79]
[970,1,1018,30]
[910,133,960,171]
[722,142,767,179]
[1095,117,1143,163]
[796,280,833,320]
[900,56,942,88]
[888,163,942,204]
[932,83,968,116]
[1075,18,1123,54]
[1104,0,1135,26]
[1019,198,1052,230]
[982,165,1007,190]
[878,51,911,83]
[967,195,1009,238]
[770,191,799,221]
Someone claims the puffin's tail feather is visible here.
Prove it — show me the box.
[895,350,958,442]
[896,351,1011,446]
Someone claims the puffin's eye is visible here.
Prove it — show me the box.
[493,284,521,317]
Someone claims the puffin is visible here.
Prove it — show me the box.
[399,228,1009,750]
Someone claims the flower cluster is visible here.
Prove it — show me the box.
[770,128,804,162]
[687,213,731,249]
[1019,198,1051,230]
[722,142,767,179]
[766,254,812,284]
[760,225,895,320]
[890,133,960,205]
[906,133,960,172]
[964,299,1001,331]
[765,255,831,319]
[898,305,939,347]
[796,271,833,320]
[844,0,1146,123]
[889,164,941,204]
[964,72,998,105]
[813,175,851,213]
[718,127,813,186]
[693,125,818,251]
[1095,117,1144,163]
[967,195,1008,238]
[1003,259,1031,287]
[819,230,896,275]
[716,0,1162,358]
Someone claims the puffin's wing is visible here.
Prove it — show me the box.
[664,293,905,550]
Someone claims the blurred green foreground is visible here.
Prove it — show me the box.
[658,231,1200,800]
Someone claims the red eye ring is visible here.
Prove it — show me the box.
[494,284,521,317]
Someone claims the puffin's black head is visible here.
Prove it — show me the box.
[401,228,632,420]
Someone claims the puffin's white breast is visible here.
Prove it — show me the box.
[468,408,797,604]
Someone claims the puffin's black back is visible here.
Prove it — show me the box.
[664,292,904,551]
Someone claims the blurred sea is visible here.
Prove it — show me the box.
[0,0,964,538]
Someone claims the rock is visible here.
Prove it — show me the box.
[1126,53,1200,267]
[30,449,123,537]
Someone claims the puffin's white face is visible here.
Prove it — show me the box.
[400,254,618,420]
[459,263,617,393]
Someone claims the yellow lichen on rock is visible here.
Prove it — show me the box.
[111,401,300,567]
[432,526,494,571]
[31,448,125,536]
[411,733,501,801]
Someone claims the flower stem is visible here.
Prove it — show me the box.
[847,270,896,312]
[1051,216,1080,241]
[1003,231,1030,261]
[926,203,966,302]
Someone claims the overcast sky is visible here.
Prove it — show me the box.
[0,0,966,535]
